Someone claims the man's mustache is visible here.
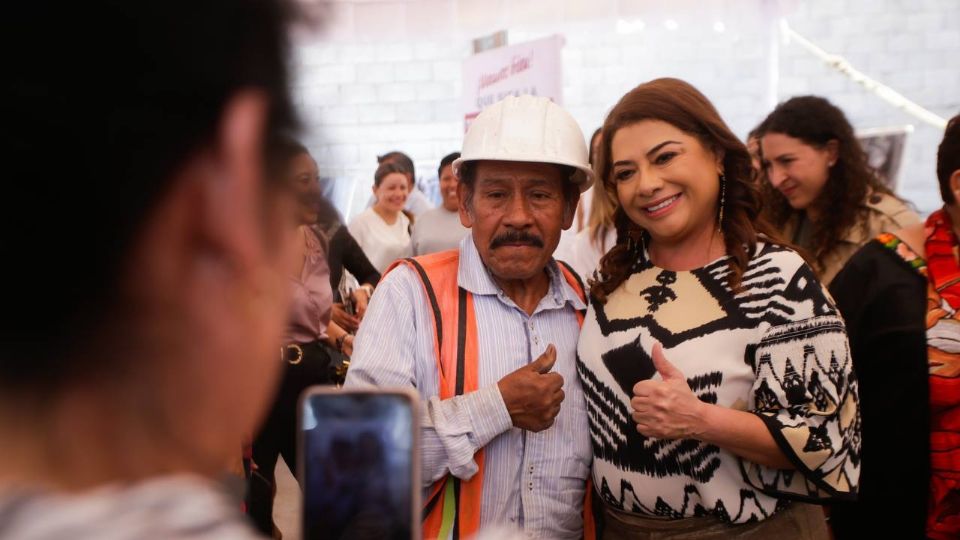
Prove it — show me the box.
[490,230,544,249]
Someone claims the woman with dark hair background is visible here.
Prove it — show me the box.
[246,139,356,537]
[578,78,860,538]
[758,95,920,285]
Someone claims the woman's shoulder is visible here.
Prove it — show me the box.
[883,222,927,259]
[348,208,375,228]
[838,233,926,285]
[864,192,922,230]
[740,241,840,323]
[398,209,411,227]
[749,239,808,275]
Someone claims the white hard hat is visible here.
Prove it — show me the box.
[454,95,594,192]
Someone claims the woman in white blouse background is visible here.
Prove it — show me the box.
[348,162,413,273]
[577,78,861,539]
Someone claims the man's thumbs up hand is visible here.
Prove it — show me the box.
[499,345,565,432]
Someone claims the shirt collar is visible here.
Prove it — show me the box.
[457,234,587,311]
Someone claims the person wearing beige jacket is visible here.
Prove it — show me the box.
[779,190,920,285]
[757,95,920,285]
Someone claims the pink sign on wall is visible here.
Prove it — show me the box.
[461,35,564,132]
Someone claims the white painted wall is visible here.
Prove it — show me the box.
[293,0,959,218]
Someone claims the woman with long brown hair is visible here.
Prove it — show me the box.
[569,128,619,282]
[577,78,861,538]
[757,96,919,285]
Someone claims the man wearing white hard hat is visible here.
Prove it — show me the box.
[346,94,595,539]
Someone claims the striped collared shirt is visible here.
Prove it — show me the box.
[345,234,592,539]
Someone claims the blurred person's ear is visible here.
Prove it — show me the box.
[207,91,273,269]
[118,91,292,468]
[127,90,275,309]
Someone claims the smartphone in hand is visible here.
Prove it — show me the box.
[299,387,420,540]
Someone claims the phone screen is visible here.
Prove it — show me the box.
[300,391,416,540]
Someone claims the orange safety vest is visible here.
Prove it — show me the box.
[385,249,596,540]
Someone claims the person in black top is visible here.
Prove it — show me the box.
[828,114,960,539]
[315,195,381,334]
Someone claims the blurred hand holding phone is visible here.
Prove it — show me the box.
[299,387,420,540]
[333,273,360,333]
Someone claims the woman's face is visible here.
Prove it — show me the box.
[611,120,722,247]
[288,152,321,225]
[760,132,836,211]
[373,172,410,214]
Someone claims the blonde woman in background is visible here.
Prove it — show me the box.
[569,169,618,282]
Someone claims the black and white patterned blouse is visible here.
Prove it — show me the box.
[577,242,861,524]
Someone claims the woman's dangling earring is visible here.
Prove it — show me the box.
[718,173,726,235]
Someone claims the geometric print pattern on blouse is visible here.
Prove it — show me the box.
[578,242,860,523]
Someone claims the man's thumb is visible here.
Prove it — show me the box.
[651,343,683,381]
[532,344,557,374]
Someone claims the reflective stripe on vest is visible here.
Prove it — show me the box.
[384,251,591,540]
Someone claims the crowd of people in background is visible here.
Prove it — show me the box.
[275,85,956,539]
[4,1,959,539]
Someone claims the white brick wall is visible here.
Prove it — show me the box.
[778,0,960,214]
[295,0,959,218]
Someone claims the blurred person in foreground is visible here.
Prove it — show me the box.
[828,114,960,540]
[0,1,302,538]
[345,95,595,538]
[411,151,469,255]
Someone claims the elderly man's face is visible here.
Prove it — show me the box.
[459,160,576,282]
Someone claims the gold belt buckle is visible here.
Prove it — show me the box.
[281,344,303,365]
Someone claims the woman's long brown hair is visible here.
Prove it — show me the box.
[590,78,785,302]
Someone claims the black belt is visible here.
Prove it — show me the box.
[280,340,349,384]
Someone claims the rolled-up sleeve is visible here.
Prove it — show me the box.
[344,265,514,487]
